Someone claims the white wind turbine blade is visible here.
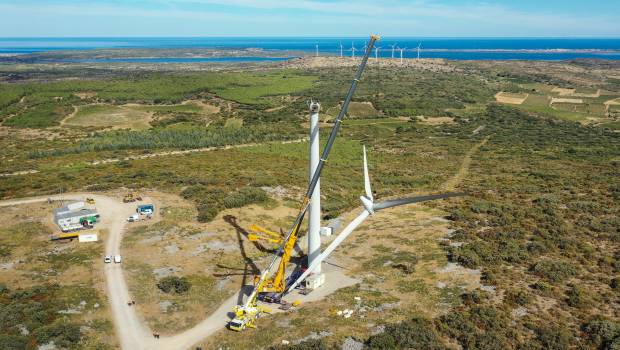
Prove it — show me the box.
[284,147,466,295]
[363,145,373,201]
[287,209,371,292]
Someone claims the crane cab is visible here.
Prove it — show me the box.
[228,318,246,332]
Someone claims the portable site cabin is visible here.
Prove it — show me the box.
[54,205,100,232]
[137,204,154,215]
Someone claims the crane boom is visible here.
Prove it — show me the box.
[230,35,380,331]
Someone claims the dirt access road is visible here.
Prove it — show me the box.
[0,193,242,350]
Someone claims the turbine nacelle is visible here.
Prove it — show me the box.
[360,195,375,215]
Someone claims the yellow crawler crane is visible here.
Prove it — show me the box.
[229,34,380,332]
[248,224,283,245]
[253,221,299,294]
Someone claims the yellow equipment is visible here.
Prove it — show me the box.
[50,232,79,241]
[248,224,282,245]
[86,197,95,204]
[229,304,272,331]
[122,193,142,203]
[255,221,300,294]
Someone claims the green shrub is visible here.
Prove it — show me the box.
[367,333,397,349]
[531,260,577,282]
[0,335,28,350]
[566,284,589,308]
[368,317,446,350]
[534,325,572,350]
[196,204,220,223]
[222,187,268,209]
[583,318,620,349]
[182,185,268,222]
[271,338,327,350]
[157,276,191,294]
[611,277,620,290]
[448,241,495,269]
[505,289,532,306]
[32,320,81,348]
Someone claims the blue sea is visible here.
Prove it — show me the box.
[1,37,620,62]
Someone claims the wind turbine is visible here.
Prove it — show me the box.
[363,41,368,54]
[416,42,422,60]
[390,43,397,59]
[399,46,407,64]
[350,42,357,58]
[315,44,319,57]
[374,46,382,60]
[339,42,344,58]
[286,146,466,293]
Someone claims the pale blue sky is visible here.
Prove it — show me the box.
[0,0,618,37]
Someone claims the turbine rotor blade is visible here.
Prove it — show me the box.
[363,146,373,201]
[373,192,466,211]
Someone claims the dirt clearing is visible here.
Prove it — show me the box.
[550,97,583,104]
[417,116,455,125]
[494,92,529,105]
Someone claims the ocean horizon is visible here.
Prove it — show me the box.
[2,37,620,61]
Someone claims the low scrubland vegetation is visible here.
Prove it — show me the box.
[1,61,619,349]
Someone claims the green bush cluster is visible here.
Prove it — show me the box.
[30,124,295,158]
[181,185,268,222]
[0,283,84,349]
[583,318,620,350]
[531,260,577,283]
[157,276,191,294]
[367,317,446,350]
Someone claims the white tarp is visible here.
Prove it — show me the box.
[67,201,85,211]
[78,233,98,242]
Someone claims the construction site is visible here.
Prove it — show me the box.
[1,27,619,350]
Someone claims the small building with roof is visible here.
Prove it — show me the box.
[54,201,100,232]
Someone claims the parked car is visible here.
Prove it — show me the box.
[104,256,112,264]
[114,255,122,263]
[127,214,139,222]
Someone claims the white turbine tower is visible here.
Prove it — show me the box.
[339,42,344,58]
[374,46,381,60]
[286,146,465,292]
[390,43,397,59]
[315,44,319,57]
[399,46,407,64]
[306,100,324,288]
[417,42,422,60]
[350,42,357,58]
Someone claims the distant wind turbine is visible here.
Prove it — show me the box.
[399,46,407,64]
[374,46,381,60]
[351,42,357,58]
[417,42,422,60]
[339,42,344,58]
[390,43,397,59]
[315,44,319,57]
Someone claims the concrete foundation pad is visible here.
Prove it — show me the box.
[280,263,358,306]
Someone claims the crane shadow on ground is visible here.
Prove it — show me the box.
[223,215,279,305]
[222,215,308,305]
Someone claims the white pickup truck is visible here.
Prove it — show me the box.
[127,214,139,222]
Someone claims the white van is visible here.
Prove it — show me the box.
[114,255,122,263]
